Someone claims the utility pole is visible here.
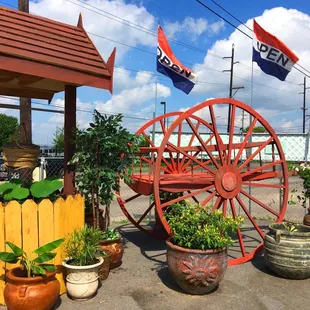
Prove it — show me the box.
[223,44,244,133]
[18,0,32,146]
[300,77,309,134]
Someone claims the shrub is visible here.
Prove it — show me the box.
[165,202,243,250]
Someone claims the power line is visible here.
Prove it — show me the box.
[196,0,310,78]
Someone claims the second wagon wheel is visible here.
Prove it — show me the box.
[153,98,289,266]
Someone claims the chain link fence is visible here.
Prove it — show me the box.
[1,156,306,223]
[0,156,64,182]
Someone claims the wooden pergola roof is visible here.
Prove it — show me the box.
[0,6,115,100]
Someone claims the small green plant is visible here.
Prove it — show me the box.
[0,239,64,278]
[283,222,298,232]
[0,178,63,203]
[165,202,243,250]
[64,225,103,266]
[101,228,120,240]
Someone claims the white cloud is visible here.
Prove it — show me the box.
[164,17,224,40]
[30,0,157,60]
[189,7,310,133]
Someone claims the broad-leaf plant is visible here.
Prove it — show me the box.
[0,239,64,277]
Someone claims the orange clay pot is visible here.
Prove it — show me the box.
[4,267,60,310]
[99,237,124,269]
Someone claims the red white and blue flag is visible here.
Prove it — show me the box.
[252,20,299,81]
[157,26,196,94]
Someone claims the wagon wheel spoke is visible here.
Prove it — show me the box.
[238,137,274,171]
[185,117,220,169]
[182,155,220,173]
[222,198,227,216]
[167,142,216,175]
[240,189,280,217]
[209,104,225,166]
[241,160,283,178]
[140,156,169,173]
[242,181,284,189]
[141,131,173,172]
[179,121,201,169]
[161,184,215,208]
[187,191,199,203]
[230,198,246,257]
[137,201,155,224]
[212,196,223,211]
[200,190,217,206]
[227,104,236,164]
[235,195,265,239]
[233,117,257,166]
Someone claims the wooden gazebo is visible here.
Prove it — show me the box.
[0,6,115,193]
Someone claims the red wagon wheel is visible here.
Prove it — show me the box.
[117,112,181,238]
[117,112,221,238]
[153,98,289,265]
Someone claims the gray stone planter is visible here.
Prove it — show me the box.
[264,223,310,279]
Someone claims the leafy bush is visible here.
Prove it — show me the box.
[0,239,64,277]
[70,110,142,230]
[165,202,243,250]
[64,225,103,266]
[0,178,63,203]
[101,228,120,240]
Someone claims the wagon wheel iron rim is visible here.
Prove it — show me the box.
[153,98,289,265]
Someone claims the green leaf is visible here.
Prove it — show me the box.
[10,188,30,200]
[39,264,55,272]
[32,252,56,263]
[30,180,63,198]
[3,190,13,201]
[0,182,16,195]
[6,242,24,256]
[0,252,19,263]
[34,238,64,255]
[31,265,47,276]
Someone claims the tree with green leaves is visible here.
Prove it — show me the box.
[70,110,141,230]
[52,126,64,155]
[243,126,266,133]
[0,113,18,151]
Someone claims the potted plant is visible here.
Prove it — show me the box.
[100,228,123,269]
[164,202,243,295]
[70,110,141,267]
[289,162,310,226]
[62,225,104,300]
[264,222,310,279]
[0,238,64,310]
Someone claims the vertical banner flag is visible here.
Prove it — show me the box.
[157,26,196,94]
[253,20,299,81]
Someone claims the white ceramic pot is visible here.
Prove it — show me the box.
[62,257,104,300]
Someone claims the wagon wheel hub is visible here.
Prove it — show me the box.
[215,166,242,199]
[222,172,237,191]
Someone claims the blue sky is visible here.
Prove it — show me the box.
[1,0,310,144]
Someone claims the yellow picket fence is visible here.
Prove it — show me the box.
[0,194,84,305]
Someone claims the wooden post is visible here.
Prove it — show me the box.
[63,85,76,195]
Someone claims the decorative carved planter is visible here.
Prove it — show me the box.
[166,240,228,295]
[99,237,124,269]
[4,267,59,310]
[0,194,85,305]
[98,250,112,281]
[62,257,103,300]
[264,223,310,279]
[2,144,40,169]
[304,208,310,227]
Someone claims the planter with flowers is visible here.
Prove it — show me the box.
[164,202,243,295]
[289,162,310,226]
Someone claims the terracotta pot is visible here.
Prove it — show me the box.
[304,208,310,227]
[98,251,112,281]
[4,267,60,310]
[62,257,103,300]
[166,240,228,295]
[99,237,124,269]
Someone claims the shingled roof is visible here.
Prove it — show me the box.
[0,6,115,100]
